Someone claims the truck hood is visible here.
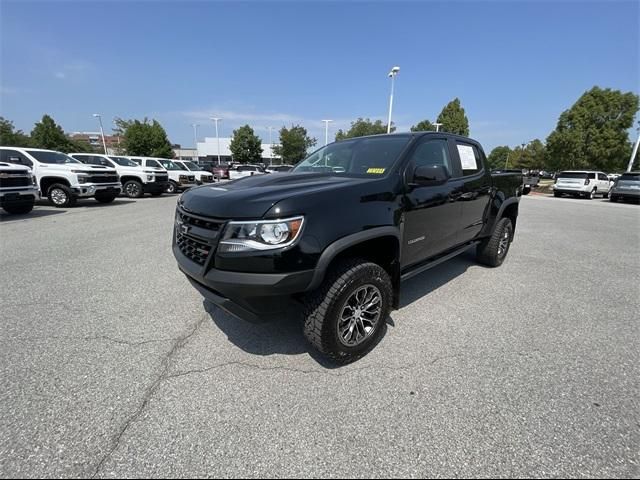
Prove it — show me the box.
[0,162,31,173]
[39,164,118,174]
[179,173,372,218]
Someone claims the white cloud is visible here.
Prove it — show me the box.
[54,72,66,79]
[53,61,92,80]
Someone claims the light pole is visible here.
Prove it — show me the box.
[112,118,120,152]
[434,122,443,132]
[321,120,333,145]
[387,66,400,134]
[627,127,640,172]
[192,123,199,163]
[267,126,275,165]
[93,114,107,154]
[210,117,222,165]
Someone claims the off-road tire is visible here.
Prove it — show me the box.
[476,217,514,267]
[123,180,144,198]
[165,181,178,194]
[2,202,34,215]
[303,259,392,364]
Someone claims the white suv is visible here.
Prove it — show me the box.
[173,160,214,185]
[0,147,121,207]
[151,158,197,193]
[553,170,612,199]
[228,164,267,180]
[70,153,169,198]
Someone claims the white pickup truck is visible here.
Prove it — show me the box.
[70,153,169,198]
[0,158,38,214]
[173,160,215,185]
[0,147,121,207]
[153,158,198,193]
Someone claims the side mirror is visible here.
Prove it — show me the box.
[412,165,450,186]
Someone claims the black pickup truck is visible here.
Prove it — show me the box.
[173,132,522,362]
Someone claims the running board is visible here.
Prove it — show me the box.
[400,241,479,282]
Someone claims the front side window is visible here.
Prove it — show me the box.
[293,135,412,177]
[181,161,200,171]
[146,160,162,168]
[409,139,453,176]
[1,149,33,167]
[26,150,80,164]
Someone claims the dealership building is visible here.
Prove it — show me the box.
[195,137,281,164]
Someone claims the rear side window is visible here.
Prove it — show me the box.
[558,172,588,179]
[456,142,483,176]
[588,173,596,179]
[598,173,608,181]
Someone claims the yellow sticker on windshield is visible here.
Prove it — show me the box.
[367,168,386,174]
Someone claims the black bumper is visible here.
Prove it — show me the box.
[0,193,36,206]
[174,245,314,322]
[610,191,640,202]
[144,182,169,194]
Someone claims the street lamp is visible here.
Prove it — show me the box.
[210,117,222,165]
[627,126,640,172]
[267,126,275,165]
[434,122,443,132]
[386,66,400,134]
[192,123,199,163]
[321,120,333,145]
[92,114,107,154]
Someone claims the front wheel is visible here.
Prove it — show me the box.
[165,181,178,194]
[3,202,34,215]
[95,193,117,204]
[610,195,618,203]
[303,259,392,364]
[123,180,143,198]
[47,184,76,208]
[476,217,514,267]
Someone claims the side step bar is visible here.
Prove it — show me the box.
[400,241,479,282]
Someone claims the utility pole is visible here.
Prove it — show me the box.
[321,120,333,145]
[93,114,107,154]
[192,124,199,163]
[387,66,400,133]
[267,126,275,165]
[434,122,442,132]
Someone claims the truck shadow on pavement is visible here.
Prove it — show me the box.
[0,209,66,222]
[202,249,479,368]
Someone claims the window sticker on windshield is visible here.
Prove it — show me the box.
[367,168,386,174]
[457,145,477,170]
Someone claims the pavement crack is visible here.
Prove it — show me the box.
[90,314,207,478]
[8,335,174,347]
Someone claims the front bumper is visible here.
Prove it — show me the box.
[553,186,590,195]
[72,183,122,197]
[177,181,197,191]
[174,243,314,322]
[0,186,39,200]
[143,181,169,194]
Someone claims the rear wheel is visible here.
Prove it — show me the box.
[610,195,618,203]
[3,202,34,215]
[303,259,392,364]
[476,217,514,267]
[47,184,76,208]
[123,180,143,198]
[586,189,596,200]
[603,191,609,199]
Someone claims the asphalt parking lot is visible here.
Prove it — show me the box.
[1,194,638,478]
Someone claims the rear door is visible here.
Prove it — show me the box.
[452,140,492,243]
[597,172,610,193]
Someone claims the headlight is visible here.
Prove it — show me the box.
[147,175,154,181]
[219,216,304,252]
[31,175,37,185]
[77,174,89,184]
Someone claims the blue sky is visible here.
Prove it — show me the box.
[1,0,638,152]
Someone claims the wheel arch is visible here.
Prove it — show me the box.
[39,176,71,195]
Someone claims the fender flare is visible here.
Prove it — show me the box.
[306,226,400,291]
[496,197,519,220]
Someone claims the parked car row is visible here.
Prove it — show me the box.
[552,170,640,203]
[196,162,294,180]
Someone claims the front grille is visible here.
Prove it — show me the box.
[177,210,224,233]
[176,232,211,265]
[201,176,214,183]
[175,209,226,265]
[155,175,169,183]
[0,176,30,188]
[188,175,195,182]
[88,175,119,184]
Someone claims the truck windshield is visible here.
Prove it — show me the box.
[159,160,182,170]
[182,161,200,171]
[292,135,411,177]
[110,156,139,167]
[27,150,81,164]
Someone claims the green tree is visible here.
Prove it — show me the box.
[0,117,31,147]
[229,124,263,163]
[487,145,512,170]
[410,119,436,132]
[272,124,316,164]
[335,118,393,140]
[436,98,470,136]
[516,139,546,170]
[115,117,173,158]
[546,87,639,171]
[30,114,92,153]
